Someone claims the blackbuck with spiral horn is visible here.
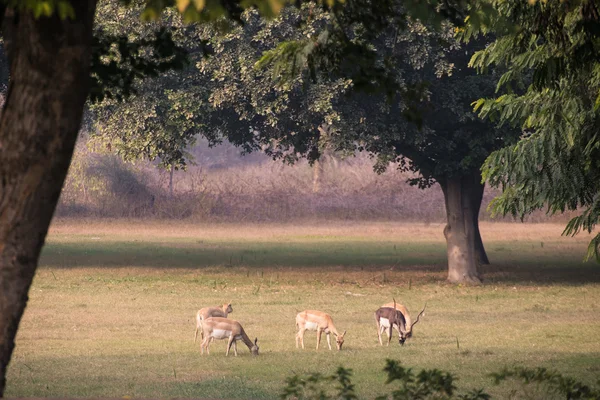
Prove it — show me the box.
[381,302,412,335]
[200,317,259,356]
[194,302,233,343]
[296,310,346,350]
[381,301,425,340]
[375,299,426,346]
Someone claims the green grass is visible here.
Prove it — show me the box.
[6,221,600,398]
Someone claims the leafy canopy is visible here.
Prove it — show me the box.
[90,0,207,170]
[464,0,600,261]
[210,1,518,188]
[91,0,518,186]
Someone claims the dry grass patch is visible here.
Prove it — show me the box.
[49,220,588,242]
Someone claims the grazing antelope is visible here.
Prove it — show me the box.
[376,299,426,346]
[200,317,259,356]
[194,302,233,343]
[296,310,346,350]
[382,302,412,336]
[375,299,407,346]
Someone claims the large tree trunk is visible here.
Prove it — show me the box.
[439,171,487,284]
[466,173,490,265]
[0,3,96,395]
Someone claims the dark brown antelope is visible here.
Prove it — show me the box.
[376,300,426,345]
[381,301,425,340]
[296,310,346,350]
[375,299,408,346]
[375,300,426,346]
[200,317,259,356]
[194,302,233,343]
[381,302,412,336]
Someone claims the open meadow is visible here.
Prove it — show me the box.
[6,220,600,398]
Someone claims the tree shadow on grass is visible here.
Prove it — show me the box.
[482,263,600,285]
[6,352,274,399]
[40,240,449,270]
[39,240,600,285]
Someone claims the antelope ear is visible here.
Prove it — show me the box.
[254,338,258,345]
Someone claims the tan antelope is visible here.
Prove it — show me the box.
[194,302,233,343]
[296,310,346,350]
[376,299,425,346]
[200,317,259,356]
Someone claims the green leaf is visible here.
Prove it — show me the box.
[34,1,53,18]
[57,1,75,19]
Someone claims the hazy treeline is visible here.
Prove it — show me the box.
[57,136,440,221]
[56,136,570,223]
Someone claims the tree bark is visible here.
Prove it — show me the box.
[465,172,490,265]
[439,172,487,284]
[0,3,96,395]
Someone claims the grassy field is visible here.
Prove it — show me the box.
[6,220,600,398]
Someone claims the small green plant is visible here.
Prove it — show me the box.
[281,360,487,400]
[376,359,490,400]
[252,282,262,295]
[281,367,357,400]
[282,360,599,400]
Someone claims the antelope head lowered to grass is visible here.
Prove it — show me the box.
[194,302,233,343]
[200,317,259,356]
[381,301,425,340]
[296,310,346,351]
[375,299,426,346]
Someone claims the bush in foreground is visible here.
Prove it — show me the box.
[281,359,599,400]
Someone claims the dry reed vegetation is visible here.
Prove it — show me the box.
[6,220,600,398]
[56,140,573,222]
[58,144,446,221]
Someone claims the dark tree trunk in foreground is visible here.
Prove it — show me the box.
[0,3,96,395]
[439,171,489,284]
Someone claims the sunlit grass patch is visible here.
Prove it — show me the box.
[6,220,600,398]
